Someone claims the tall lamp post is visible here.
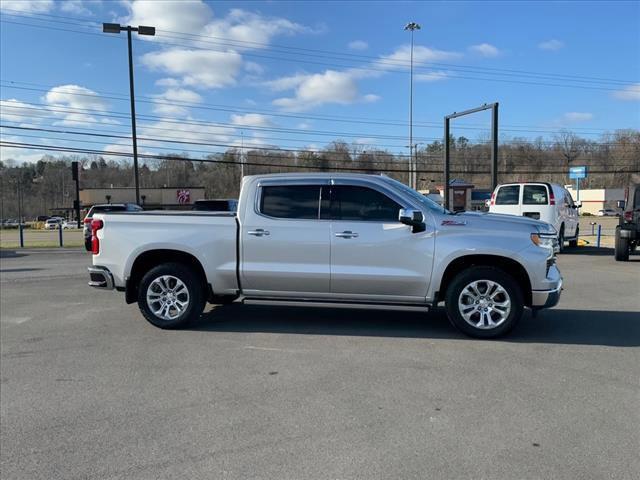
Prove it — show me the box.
[102,22,155,205]
[404,21,421,190]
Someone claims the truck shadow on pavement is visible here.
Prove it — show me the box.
[191,305,640,347]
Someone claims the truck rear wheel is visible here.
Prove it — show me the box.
[614,228,629,261]
[444,267,524,338]
[138,262,205,329]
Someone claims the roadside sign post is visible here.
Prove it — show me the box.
[569,166,588,203]
[59,223,63,247]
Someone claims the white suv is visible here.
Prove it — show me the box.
[489,182,579,251]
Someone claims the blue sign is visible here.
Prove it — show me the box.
[569,166,587,179]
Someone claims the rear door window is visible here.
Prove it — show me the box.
[523,185,549,205]
[260,185,321,219]
[495,185,520,205]
[634,187,640,209]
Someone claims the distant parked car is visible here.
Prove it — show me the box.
[192,199,238,212]
[62,220,78,229]
[597,209,618,217]
[36,215,51,222]
[83,203,143,250]
[44,217,64,230]
[489,182,579,252]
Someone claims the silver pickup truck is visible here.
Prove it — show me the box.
[88,173,562,338]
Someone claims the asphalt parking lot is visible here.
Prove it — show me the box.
[1,248,639,479]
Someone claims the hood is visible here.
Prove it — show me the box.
[453,211,555,233]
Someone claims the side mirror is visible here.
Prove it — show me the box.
[399,208,425,233]
[617,200,626,209]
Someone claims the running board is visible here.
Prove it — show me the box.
[242,298,430,312]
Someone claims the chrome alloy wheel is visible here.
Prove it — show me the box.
[457,279,511,330]
[146,275,190,321]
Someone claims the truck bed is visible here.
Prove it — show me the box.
[93,210,239,295]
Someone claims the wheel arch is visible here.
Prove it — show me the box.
[125,249,210,304]
[437,254,532,307]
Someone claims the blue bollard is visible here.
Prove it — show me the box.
[596,224,602,248]
[59,223,63,247]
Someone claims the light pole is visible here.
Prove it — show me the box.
[404,21,420,190]
[103,22,155,205]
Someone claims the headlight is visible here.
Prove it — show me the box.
[531,233,557,251]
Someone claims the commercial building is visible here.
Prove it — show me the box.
[79,187,206,209]
[565,186,624,215]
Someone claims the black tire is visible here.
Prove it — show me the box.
[557,226,565,253]
[569,226,579,248]
[137,262,205,329]
[614,228,629,262]
[444,266,524,339]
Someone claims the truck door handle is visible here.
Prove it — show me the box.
[248,229,270,237]
[335,230,358,238]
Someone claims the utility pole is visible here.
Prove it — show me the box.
[404,21,421,190]
[240,130,245,179]
[103,23,155,205]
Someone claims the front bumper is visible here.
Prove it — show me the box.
[88,266,114,290]
[531,277,563,309]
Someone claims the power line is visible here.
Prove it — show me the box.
[2,80,631,135]
[1,9,636,86]
[0,17,635,93]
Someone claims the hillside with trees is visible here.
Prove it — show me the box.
[1,130,638,220]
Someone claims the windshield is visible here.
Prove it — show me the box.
[382,176,450,214]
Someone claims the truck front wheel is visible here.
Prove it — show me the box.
[138,262,205,329]
[444,267,524,338]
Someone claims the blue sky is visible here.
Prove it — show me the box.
[1,0,638,163]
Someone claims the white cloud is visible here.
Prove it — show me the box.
[123,0,212,34]
[272,70,379,112]
[264,73,309,92]
[348,40,368,51]
[363,94,380,103]
[415,70,450,82]
[203,8,311,48]
[297,121,312,130]
[59,0,94,16]
[0,99,41,124]
[155,78,181,87]
[142,48,243,89]
[469,43,500,57]
[613,84,640,101]
[44,84,111,126]
[230,113,274,128]
[104,116,235,160]
[124,1,315,90]
[244,61,265,75]
[376,45,461,71]
[0,0,53,14]
[538,39,564,51]
[152,88,202,116]
[561,112,594,123]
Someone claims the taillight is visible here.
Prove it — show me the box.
[91,219,104,254]
[623,211,633,222]
[549,188,555,205]
[83,217,91,225]
[490,192,496,206]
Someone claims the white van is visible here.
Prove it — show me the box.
[489,182,579,250]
